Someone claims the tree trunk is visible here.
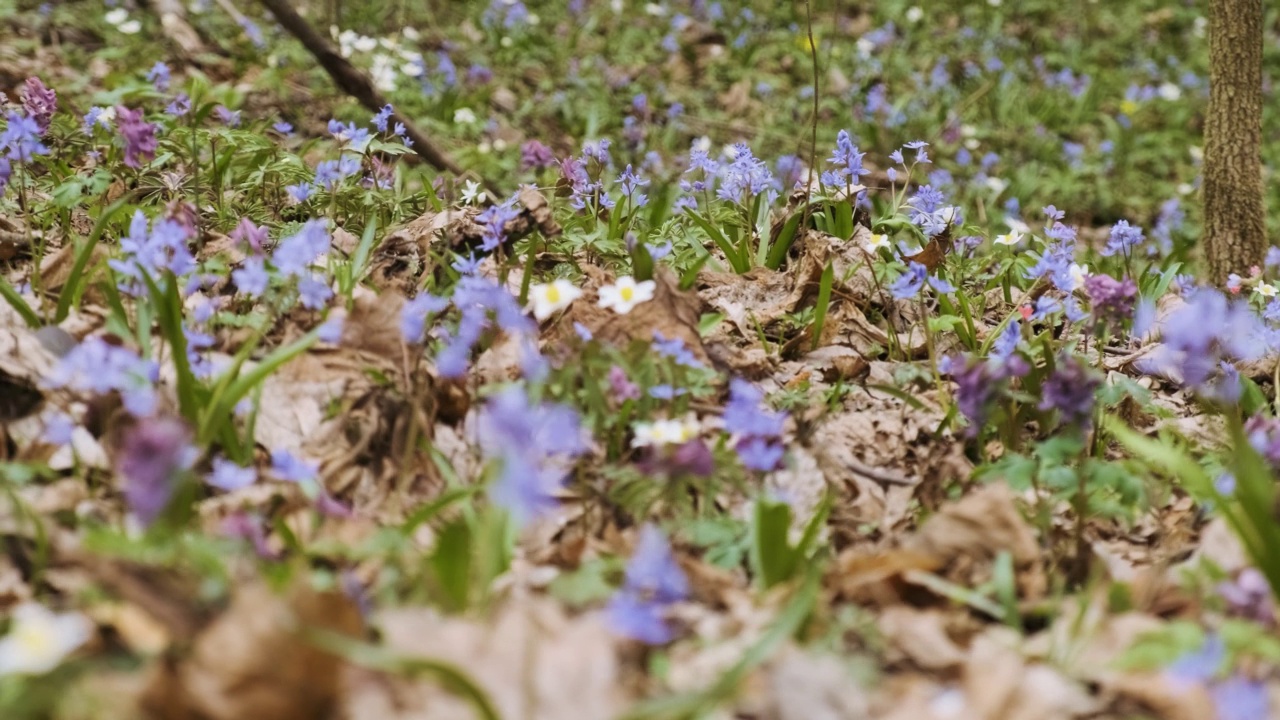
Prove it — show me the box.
[1204,0,1266,284]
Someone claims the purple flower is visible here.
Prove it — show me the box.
[520,140,556,171]
[940,351,1028,437]
[1150,288,1266,400]
[1,111,49,162]
[229,217,268,253]
[207,457,256,491]
[20,77,56,134]
[82,107,109,135]
[890,262,927,300]
[165,94,191,117]
[273,120,294,135]
[1166,634,1224,687]
[607,525,688,644]
[1211,677,1270,720]
[991,320,1021,361]
[717,143,775,204]
[1216,568,1275,626]
[1084,274,1137,326]
[608,366,641,402]
[45,336,160,416]
[221,513,277,559]
[1038,354,1100,430]
[400,293,448,343]
[271,219,329,277]
[652,332,702,369]
[825,130,870,184]
[285,183,312,204]
[477,387,586,525]
[214,106,241,128]
[724,379,787,471]
[232,257,269,298]
[271,449,318,485]
[146,62,171,92]
[371,104,393,133]
[1029,296,1061,321]
[115,106,157,168]
[43,413,76,446]
[318,314,344,344]
[297,274,332,310]
[117,417,196,526]
[1101,219,1145,257]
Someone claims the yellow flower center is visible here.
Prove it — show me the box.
[546,286,561,303]
[620,286,634,301]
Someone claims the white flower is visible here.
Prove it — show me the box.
[855,37,874,58]
[1256,282,1277,298]
[1158,82,1182,102]
[905,6,923,23]
[692,136,712,153]
[993,232,1023,246]
[528,279,583,320]
[403,26,420,41]
[644,3,667,16]
[401,61,424,77]
[864,233,891,253]
[118,19,142,34]
[964,137,980,151]
[0,603,92,676]
[598,276,656,315]
[1177,182,1195,196]
[460,180,486,205]
[454,108,477,125]
[1006,217,1032,236]
[984,176,1009,195]
[352,35,377,53]
[1067,263,1089,292]
[632,417,700,448]
[1193,16,1207,38]
[104,8,129,25]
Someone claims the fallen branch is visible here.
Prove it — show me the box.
[256,0,495,194]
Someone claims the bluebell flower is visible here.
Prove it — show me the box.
[991,320,1021,361]
[165,94,191,117]
[1030,297,1061,321]
[1101,219,1145,257]
[285,183,312,204]
[717,143,775,204]
[318,314,344,344]
[297,274,332,310]
[271,219,329,277]
[1,112,49,162]
[273,120,294,135]
[146,61,171,91]
[1211,677,1270,720]
[371,104,393,133]
[652,331,703,368]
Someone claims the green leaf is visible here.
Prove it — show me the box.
[431,519,474,612]
[0,276,40,328]
[685,209,747,273]
[809,260,834,351]
[750,498,798,589]
[57,195,132,323]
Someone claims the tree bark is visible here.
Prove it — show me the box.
[1204,0,1266,284]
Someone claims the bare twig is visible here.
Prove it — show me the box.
[844,456,916,487]
[148,0,214,59]
[256,0,495,193]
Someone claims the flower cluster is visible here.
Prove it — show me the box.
[723,379,787,471]
[1146,288,1267,402]
[44,337,160,417]
[1038,354,1100,430]
[116,416,197,526]
[606,525,689,644]
[477,386,586,524]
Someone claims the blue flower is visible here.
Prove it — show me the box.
[371,104,393,133]
[271,449,318,485]
[286,183,312,204]
[1,112,49,162]
[297,274,332,310]
[1211,676,1270,720]
[232,257,269,298]
[890,262,927,300]
[607,525,688,644]
[271,220,330,277]
[1101,219,1145,257]
[400,293,448,343]
[207,457,256,491]
[477,387,586,525]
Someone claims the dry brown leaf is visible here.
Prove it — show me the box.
[878,607,966,671]
[349,598,626,720]
[907,483,1039,567]
[962,629,1097,720]
[759,644,871,720]
[141,580,362,720]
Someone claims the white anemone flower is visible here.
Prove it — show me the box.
[528,280,583,320]
[104,8,129,25]
[1256,282,1277,298]
[993,232,1023,246]
[864,233,891,253]
[632,417,700,448]
[1067,263,1089,291]
[598,276,656,315]
[0,603,93,676]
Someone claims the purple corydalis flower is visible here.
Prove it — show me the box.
[229,217,268,253]
[20,77,56,134]
[608,365,641,402]
[166,93,191,117]
[1038,354,1100,430]
[1084,273,1137,326]
[115,106,157,168]
[520,140,556,171]
[1217,568,1275,626]
[606,525,688,644]
[117,416,195,526]
[939,350,1029,437]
